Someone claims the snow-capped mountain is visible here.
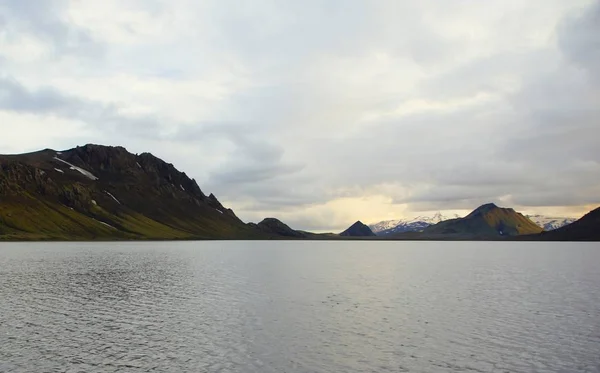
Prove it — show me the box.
[525,215,576,231]
[369,212,577,235]
[369,212,461,236]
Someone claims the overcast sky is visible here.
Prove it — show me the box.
[1,0,599,231]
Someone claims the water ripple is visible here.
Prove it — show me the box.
[1,241,599,372]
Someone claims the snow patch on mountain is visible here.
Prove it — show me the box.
[105,191,121,205]
[93,218,116,230]
[526,215,576,231]
[53,157,98,181]
[369,212,461,235]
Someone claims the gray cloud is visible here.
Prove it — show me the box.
[0,76,83,114]
[0,76,160,136]
[558,0,600,79]
[209,163,304,185]
[0,0,102,57]
[170,123,306,189]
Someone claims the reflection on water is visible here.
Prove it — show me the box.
[0,241,599,372]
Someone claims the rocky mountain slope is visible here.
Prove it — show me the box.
[421,203,542,238]
[340,221,376,237]
[370,212,461,235]
[0,144,265,240]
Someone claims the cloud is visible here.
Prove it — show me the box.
[0,76,161,137]
[209,163,304,185]
[0,76,78,114]
[558,0,600,79]
[0,0,598,231]
[0,0,103,57]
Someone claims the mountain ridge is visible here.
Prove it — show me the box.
[525,215,577,231]
[419,203,543,238]
[0,144,263,240]
[249,218,307,238]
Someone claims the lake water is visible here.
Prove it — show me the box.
[0,241,599,373]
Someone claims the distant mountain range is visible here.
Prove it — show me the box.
[525,215,577,231]
[371,212,576,236]
[369,203,598,241]
[0,144,597,241]
[535,207,600,241]
[369,212,460,235]
[420,203,543,238]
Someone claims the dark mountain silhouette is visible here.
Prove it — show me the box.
[340,221,376,237]
[249,218,307,238]
[534,207,600,241]
[248,218,338,239]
